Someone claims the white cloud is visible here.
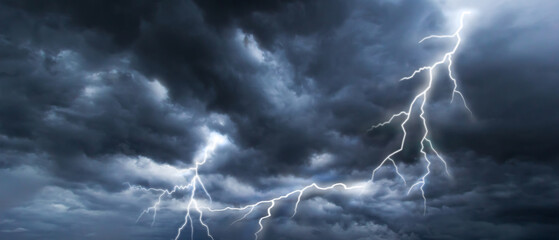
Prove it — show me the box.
[147,79,169,101]
[236,30,265,62]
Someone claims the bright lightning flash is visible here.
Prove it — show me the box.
[131,133,225,240]
[369,11,472,214]
[131,11,473,240]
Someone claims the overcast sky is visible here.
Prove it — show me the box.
[1,0,558,239]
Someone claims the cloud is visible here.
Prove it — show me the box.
[1,227,28,233]
[0,0,557,239]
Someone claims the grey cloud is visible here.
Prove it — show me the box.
[0,0,557,239]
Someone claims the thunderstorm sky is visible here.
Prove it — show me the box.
[1,0,558,240]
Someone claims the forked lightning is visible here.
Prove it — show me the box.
[131,11,473,240]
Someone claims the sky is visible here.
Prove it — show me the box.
[0,0,558,239]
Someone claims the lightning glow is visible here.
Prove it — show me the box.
[131,11,473,240]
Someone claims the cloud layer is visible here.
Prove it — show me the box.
[0,0,558,239]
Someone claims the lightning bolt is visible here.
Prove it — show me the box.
[206,182,365,240]
[131,11,473,240]
[369,11,472,214]
[131,134,222,240]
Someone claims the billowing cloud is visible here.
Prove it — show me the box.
[0,0,558,239]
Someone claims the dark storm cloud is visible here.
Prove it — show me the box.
[435,24,559,160]
[0,32,205,177]
[0,0,448,176]
[0,0,558,239]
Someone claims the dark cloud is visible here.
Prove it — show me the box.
[0,0,557,239]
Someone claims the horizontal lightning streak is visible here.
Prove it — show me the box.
[206,183,364,240]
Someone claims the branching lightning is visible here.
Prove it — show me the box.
[369,11,472,214]
[131,11,473,240]
[206,182,364,240]
[131,136,221,240]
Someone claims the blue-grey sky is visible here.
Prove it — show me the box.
[0,0,558,239]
